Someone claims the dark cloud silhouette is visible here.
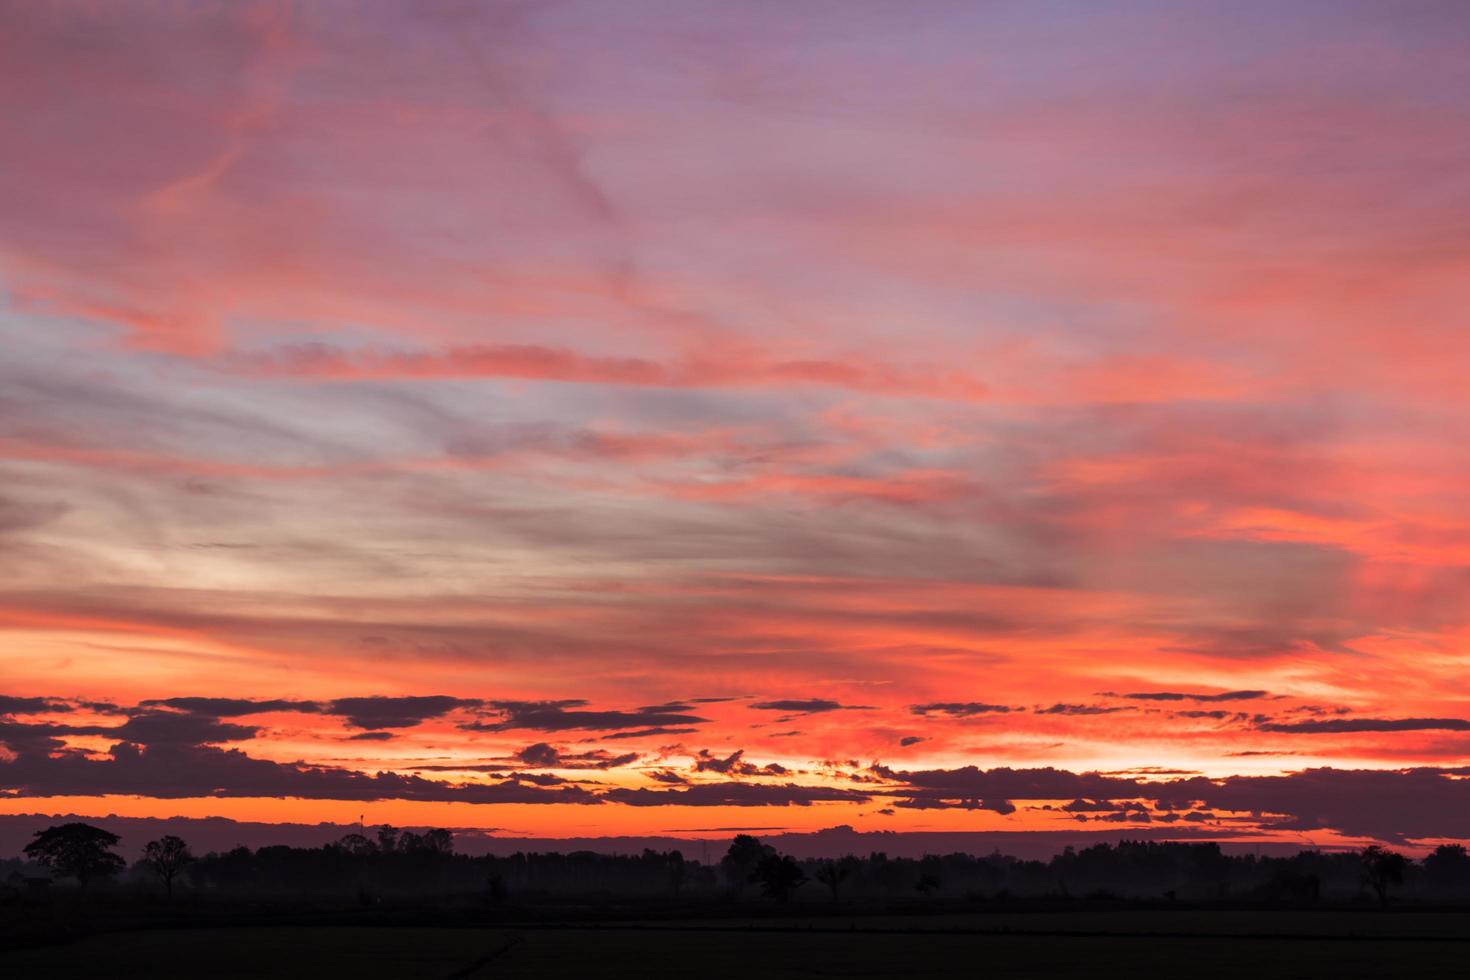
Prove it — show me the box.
[404,765,508,774]
[1285,704,1354,716]
[513,742,639,769]
[1036,703,1128,716]
[909,702,1013,717]
[604,783,870,807]
[749,699,871,714]
[0,695,75,715]
[1061,798,1128,812]
[327,696,480,729]
[873,764,1159,808]
[140,697,322,717]
[638,701,702,713]
[692,749,788,777]
[1178,767,1470,842]
[1256,717,1470,734]
[469,699,707,732]
[13,692,1470,841]
[517,742,561,768]
[894,795,1017,814]
[0,741,600,804]
[1113,690,1269,703]
[874,762,1470,841]
[601,726,700,740]
[693,749,744,774]
[646,769,689,784]
[899,736,925,747]
[108,710,259,745]
[0,720,77,752]
[0,711,256,747]
[509,771,571,787]
[6,693,701,739]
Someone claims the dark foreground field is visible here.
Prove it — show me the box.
[6,914,1470,978]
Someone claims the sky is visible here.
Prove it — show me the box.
[3,0,1470,849]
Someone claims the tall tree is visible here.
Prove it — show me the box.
[1424,844,1470,893]
[752,853,807,903]
[142,835,194,899]
[814,860,850,902]
[1361,845,1409,907]
[721,834,773,895]
[24,823,125,888]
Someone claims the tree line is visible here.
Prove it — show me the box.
[7,822,1470,907]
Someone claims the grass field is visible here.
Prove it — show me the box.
[6,916,1470,978]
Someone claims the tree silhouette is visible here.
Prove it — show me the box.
[24,834,1445,907]
[721,834,773,895]
[1360,845,1408,907]
[814,860,849,902]
[24,822,125,888]
[142,835,194,899]
[665,849,687,896]
[1424,844,1470,893]
[752,853,807,903]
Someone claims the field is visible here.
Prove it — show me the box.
[6,912,1470,978]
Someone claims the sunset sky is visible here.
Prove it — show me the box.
[3,1,1470,848]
